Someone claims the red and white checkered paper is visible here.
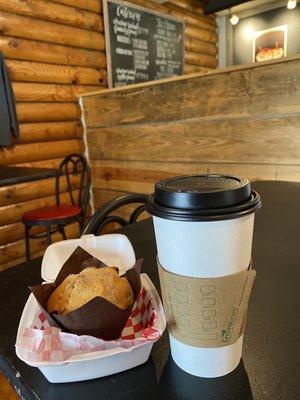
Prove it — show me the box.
[16,287,161,363]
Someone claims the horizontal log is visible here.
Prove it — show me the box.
[171,1,215,20]
[0,0,103,31]
[160,3,216,30]
[0,175,81,207]
[167,0,202,12]
[87,114,300,165]
[14,158,64,168]
[184,64,212,74]
[185,24,217,43]
[185,51,218,68]
[128,0,217,43]
[185,37,217,56]
[0,222,22,246]
[6,60,107,85]
[0,221,79,267]
[0,36,106,68]
[0,249,44,271]
[16,102,81,122]
[129,0,215,31]
[0,189,80,226]
[0,222,43,245]
[0,11,105,51]
[92,189,149,229]
[90,160,300,193]
[13,82,104,102]
[0,139,82,165]
[81,59,300,127]
[52,0,101,13]
[185,50,217,68]
[18,121,82,143]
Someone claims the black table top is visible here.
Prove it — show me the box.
[0,181,299,400]
[0,166,58,187]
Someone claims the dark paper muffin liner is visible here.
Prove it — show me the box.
[30,246,142,340]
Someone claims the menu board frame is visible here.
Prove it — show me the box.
[103,0,185,88]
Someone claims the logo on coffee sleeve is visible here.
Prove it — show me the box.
[221,308,237,342]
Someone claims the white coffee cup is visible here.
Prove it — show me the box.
[147,175,261,378]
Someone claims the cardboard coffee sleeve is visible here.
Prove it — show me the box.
[158,260,256,348]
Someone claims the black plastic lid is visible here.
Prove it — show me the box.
[146,174,261,221]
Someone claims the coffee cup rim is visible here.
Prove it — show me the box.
[146,190,261,222]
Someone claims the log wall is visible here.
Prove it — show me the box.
[81,56,300,219]
[0,0,217,270]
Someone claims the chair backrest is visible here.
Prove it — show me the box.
[83,193,149,235]
[56,154,91,214]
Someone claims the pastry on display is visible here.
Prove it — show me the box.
[256,41,284,62]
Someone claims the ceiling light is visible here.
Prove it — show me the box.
[230,14,239,25]
[287,0,297,9]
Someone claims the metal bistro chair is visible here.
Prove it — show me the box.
[22,154,91,261]
[83,193,149,236]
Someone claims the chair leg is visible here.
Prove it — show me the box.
[58,225,67,240]
[25,225,31,263]
[79,218,84,235]
[46,226,52,246]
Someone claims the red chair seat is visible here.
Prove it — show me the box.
[22,204,82,222]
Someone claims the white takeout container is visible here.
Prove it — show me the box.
[16,234,166,383]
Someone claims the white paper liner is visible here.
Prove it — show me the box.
[16,287,162,363]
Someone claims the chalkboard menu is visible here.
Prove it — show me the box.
[103,0,185,88]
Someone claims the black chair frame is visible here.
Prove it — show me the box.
[23,154,91,261]
[83,193,149,236]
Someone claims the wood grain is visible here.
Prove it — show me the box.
[184,64,211,74]
[52,0,101,13]
[81,57,300,217]
[87,115,300,164]
[14,158,65,168]
[0,221,41,245]
[185,23,217,43]
[0,175,81,207]
[0,139,82,165]
[0,36,106,68]
[185,37,217,56]
[16,102,81,122]
[81,58,300,127]
[19,121,82,143]
[0,0,103,31]
[6,60,107,85]
[0,221,79,266]
[90,159,300,193]
[0,11,105,50]
[1,0,217,268]
[0,190,80,226]
[13,82,104,102]
[185,50,218,68]
[93,188,149,219]
[128,0,216,31]
[167,0,211,16]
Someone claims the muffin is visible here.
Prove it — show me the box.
[47,267,134,315]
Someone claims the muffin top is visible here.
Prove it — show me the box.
[47,267,134,315]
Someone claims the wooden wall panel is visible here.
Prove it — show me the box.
[0,222,79,270]
[81,57,300,221]
[0,0,103,31]
[0,0,217,269]
[87,115,300,164]
[82,59,300,128]
[0,0,104,268]
[6,60,107,85]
